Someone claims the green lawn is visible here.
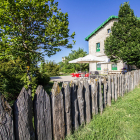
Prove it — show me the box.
[65,85,140,140]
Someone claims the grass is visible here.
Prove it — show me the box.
[65,85,140,140]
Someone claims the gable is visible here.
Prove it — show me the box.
[85,15,118,41]
[85,15,140,41]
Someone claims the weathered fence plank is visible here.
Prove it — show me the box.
[133,72,135,89]
[34,85,52,140]
[127,72,129,93]
[128,72,130,92]
[117,74,120,97]
[125,73,128,93]
[99,78,103,114]
[130,72,133,91]
[95,79,98,114]
[122,74,124,96]
[77,81,85,125]
[111,75,114,100]
[51,82,65,140]
[70,82,79,130]
[103,77,107,107]
[62,82,72,136]
[120,74,122,96]
[132,72,134,90]
[123,73,126,94]
[0,92,14,140]
[13,87,35,140]
[107,76,111,106]
[136,71,137,87]
[83,79,91,124]
[90,79,96,116]
[135,71,136,87]
[115,74,117,101]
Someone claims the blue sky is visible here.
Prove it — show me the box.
[39,0,140,66]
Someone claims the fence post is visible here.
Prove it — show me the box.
[115,74,118,101]
[130,72,133,91]
[120,74,122,96]
[136,71,137,87]
[111,75,114,100]
[90,79,96,116]
[13,87,35,140]
[122,74,124,96]
[95,78,98,114]
[133,71,135,89]
[103,77,107,108]
[51,82,65,140]
[117,74,120,97]
[77,81,85,126]
[99,78,103,114]
[33,85,52,140]
[107,76,111,106]
[124,73,126,94]
[128,72,130,92]
[127,72,129,93]
[83,79,91,124]
[132,72,134,90]
[137,70,138,86]
[135,71,136,88]
[125,73,128,93]
[139,70,140,85]
[62,82,72,136]
[70,81,79,131]
[0,92,15,140]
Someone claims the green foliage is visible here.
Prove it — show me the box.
[58,48,89,73]
[39,59,60,76]
[0,56,27,105]
[35,72,50,88]
[0,0,75,104]
[0,0,75,61]
[0,55,50,105]
[104,2,140,68]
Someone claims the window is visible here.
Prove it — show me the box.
[96,43,100,52]
[107,29,111,33]
[97,63,101,70]
[112,63,117,70]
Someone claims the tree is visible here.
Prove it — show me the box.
[104,2,140,69]
[0,0,75,94]
[59,48,89,73]
[39,60,60,76]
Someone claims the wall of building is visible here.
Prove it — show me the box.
[88,18,127,73]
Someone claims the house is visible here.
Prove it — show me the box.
[85,15,136,74]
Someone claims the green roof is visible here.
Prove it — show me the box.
[85,15,118,41]
[85,15,140,41]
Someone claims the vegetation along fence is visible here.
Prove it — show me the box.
[1,70,140,140]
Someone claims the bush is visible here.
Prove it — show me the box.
[36,72,50,87]
[0,72,25,106]
[39,60,60,76]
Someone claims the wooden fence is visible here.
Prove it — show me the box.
[0,70,140,140]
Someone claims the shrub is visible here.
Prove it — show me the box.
[36,72,50,87]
